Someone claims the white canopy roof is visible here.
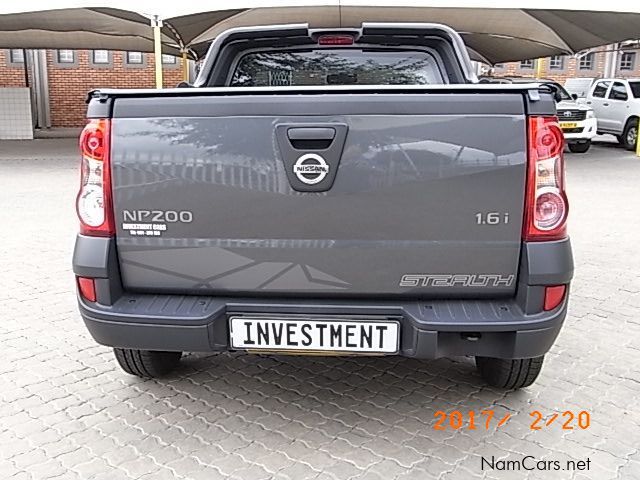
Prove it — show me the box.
[2,1,640,63]
[0,8,181,55]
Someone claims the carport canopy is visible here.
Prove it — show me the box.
[3,0,640,77]
[0,7,182,55]
[171,2,640,65]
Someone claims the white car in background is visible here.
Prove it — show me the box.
[479,77,597,153]
[552,81,598,153]
[564,77,595,99]
[586,78,640,150]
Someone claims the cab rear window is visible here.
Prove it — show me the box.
[229,49,443,87]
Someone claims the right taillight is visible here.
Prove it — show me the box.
[76,119,114,237]
[524,116,568,241]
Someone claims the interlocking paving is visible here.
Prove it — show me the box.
[1,138,639,479]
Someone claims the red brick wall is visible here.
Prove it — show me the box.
[491,47,640,84]
[46,50,183,127]
[4,46,640,128]
[0,50,28,87]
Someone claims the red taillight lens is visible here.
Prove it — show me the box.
[524,116,568,241]
[543,285,566,311]
[77,277,97,302]
[318,35,354,46]
[76,119,114,236]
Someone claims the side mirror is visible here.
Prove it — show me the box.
[571,93,578,100]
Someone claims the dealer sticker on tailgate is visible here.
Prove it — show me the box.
[229,317,400,354]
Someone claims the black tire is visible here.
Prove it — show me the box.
[114,348,182,378]
[475,356,544,389]
[568,141,591,153]
[615,134,625,145]
[621,119,638,151]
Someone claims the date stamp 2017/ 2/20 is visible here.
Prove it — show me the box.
[433,409,591,431]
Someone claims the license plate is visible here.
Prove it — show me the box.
[229,317,400,354]
[560,122,577,129]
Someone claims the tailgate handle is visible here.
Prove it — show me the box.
[287,127,336,150]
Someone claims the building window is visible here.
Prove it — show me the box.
[549,55,564,70]
[520,59,535,69]
[57,50,75,63]
[620,52,636,71]
[9,49,24,63]
[126,51,143,64]
[494,63,505,69]
[92,50,109,64]
[162,54,176,64]
[579,53,594,70]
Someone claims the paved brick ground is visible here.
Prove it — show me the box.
[0,138,639,480]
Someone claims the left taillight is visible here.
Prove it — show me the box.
[76,119,114,236]
[523,116,568,242]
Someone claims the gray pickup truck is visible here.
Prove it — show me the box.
[73,23,573,389]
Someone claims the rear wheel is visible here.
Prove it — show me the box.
[568,141,591,153]
[622,119,638,151]
[475,356,544,389]
[114,348,182,378]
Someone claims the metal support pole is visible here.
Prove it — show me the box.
[22,49,29,87]
[535,58,544,78]
[30,50,51,129]
[182,50,189,82]
[152,16,163,89]
[610,44,619,78]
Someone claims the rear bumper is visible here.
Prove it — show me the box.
[73,235,573,359]
[78,293,568,359]
[563,118,597,141]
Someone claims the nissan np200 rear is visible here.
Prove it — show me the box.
[72,23,573,389]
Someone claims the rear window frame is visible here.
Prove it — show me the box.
[223,44,449,87]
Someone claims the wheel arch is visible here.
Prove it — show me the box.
[624,115,639,130]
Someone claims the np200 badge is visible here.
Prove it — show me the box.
[123,210,193,223]
[399,274,515,287]
[293,153,329,184]
[121,210,193,237]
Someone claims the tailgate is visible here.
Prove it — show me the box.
[110,92,527,297]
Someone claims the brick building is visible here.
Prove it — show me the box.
[3,45,640,130]
[490,46,640,83]
[1,49,184,128]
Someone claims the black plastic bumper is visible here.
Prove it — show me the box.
[78,294,567,359]
[73,235,573,359]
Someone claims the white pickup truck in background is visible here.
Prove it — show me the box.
[564,77,595,99]
[586,78,640,150]
[480,76,597,153]
[553,81,597,153]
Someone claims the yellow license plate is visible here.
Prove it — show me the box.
[560,122,577,129]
